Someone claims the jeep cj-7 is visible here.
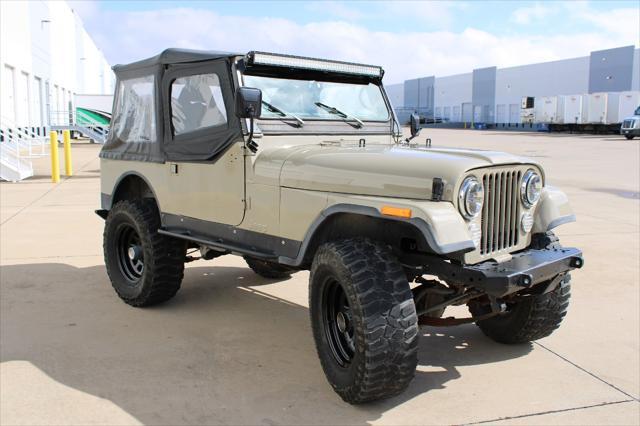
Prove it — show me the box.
[97,49,583,404]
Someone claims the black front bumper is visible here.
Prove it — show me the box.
[430,247,583,297]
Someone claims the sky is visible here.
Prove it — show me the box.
[69,0,640,84]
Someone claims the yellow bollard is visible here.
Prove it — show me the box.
[49,131,60,183]
[63,130,73,176]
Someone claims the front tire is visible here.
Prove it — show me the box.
[104,199,186,307]
[309,239,419,404]
[625,134,635,140]
[471,275,571,344]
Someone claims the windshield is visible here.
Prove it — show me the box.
[242,75,390,121]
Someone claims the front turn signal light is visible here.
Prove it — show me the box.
[381,206,412,218]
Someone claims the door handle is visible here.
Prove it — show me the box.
[170,163,178,174]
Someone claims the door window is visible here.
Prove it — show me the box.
[170,73,227,136]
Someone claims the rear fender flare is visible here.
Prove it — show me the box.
[101,171,160,211]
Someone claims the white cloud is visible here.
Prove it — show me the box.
[510,3,554,24]
[569,2,640,43]
[77,4,639,84]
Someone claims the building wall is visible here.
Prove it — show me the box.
[494,56,590,123]
[472,67,496,123]
[633,49,640,91]
[404,76,434,113]
[395,45,639,124]
[589,46,635,93]
[385,83,404,109]
[433,73,472,122]
[0,0,114,128]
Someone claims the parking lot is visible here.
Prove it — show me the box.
[1,129,638,425]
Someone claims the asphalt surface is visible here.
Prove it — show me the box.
[1,130,639,425]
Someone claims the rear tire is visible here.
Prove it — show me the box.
[104,199,186,307]
[244,256,294,279]
[309,238,419,404]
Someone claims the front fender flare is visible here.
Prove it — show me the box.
[532,186,576,233]
[279,200,476,266]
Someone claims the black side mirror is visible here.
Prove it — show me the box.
[408,113,421,141]
[235,87,262,153]
[235,87,262,119]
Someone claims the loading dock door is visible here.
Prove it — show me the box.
[2,65,16,123]
[473,105,482,123]
[33,77,43,127]
[496,104,506,123]
[453,106,461,122]
[18,72,30,126]
[462,103,472,122]
[508,103,520,124]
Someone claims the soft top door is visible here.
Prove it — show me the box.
[162,59,242,161]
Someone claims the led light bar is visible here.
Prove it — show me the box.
[248,51,383,78]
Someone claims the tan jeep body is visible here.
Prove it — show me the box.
[99,49,578,274]
[101,134,574,266]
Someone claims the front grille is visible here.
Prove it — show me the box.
[480,170,521,255]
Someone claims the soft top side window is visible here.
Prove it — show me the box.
[111,75,156,143]
[170,73,227,136]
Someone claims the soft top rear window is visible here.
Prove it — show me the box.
[111,75,157,143]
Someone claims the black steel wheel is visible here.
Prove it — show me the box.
[104,199,186,307]
[309,238,418,404]
[322,277,355,366]
[115,223,145,283]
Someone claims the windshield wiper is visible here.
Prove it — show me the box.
[262,100,304,127]
[314,102,364,128]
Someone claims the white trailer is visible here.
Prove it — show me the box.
[535,96,565,123]
[618,91,640,120]
[587,92,620,124]
[562,95,588,124]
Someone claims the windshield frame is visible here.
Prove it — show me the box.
[238,70,394,127]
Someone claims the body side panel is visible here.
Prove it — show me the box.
[100,159,169,210]
[165,141,245,225]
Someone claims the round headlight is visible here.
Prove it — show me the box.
[458,176,484,220]
[521,170,542,208]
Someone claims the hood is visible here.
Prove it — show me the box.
[258,142,538,201]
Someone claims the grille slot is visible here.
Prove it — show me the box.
[480,170,521,255]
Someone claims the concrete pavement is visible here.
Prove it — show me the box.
[1,132,639,425]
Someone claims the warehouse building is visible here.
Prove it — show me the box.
[387,45,640,125]
[0,0,114,130]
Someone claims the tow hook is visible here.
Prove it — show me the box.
[570,257,583,268]
[519,274,533,286]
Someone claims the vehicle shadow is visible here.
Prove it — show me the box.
[0,262,532,425]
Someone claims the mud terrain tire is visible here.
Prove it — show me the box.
[104,199,186,307]
[309,238,419,404]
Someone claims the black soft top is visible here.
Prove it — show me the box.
[112,48,241,72]
[102,48,242,163]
